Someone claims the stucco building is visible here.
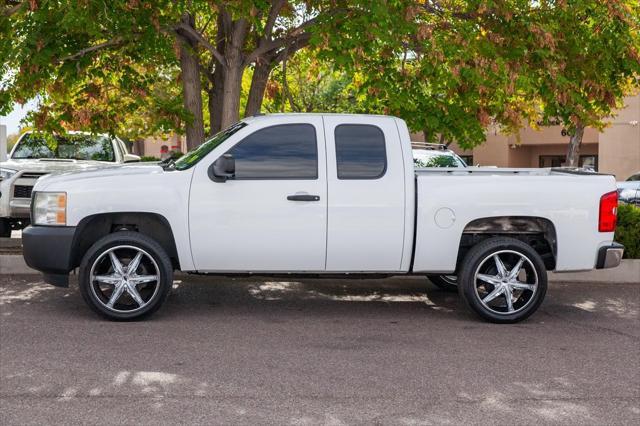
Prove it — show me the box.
[134,133,186,160]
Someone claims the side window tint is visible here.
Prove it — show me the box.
[335,124,387,179]
[229,124,318,179]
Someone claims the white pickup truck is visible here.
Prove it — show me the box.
[22,114,623,323]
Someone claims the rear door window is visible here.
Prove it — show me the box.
[335,124,386,179]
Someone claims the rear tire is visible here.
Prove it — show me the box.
[458,237,547,323]
[79,231,173,321]
[426,274,458,292]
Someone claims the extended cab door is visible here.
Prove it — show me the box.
[323,116,408,271]
[188,116,327,271]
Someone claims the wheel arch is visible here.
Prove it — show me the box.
[70,212,180,270]
[456,216,557,271]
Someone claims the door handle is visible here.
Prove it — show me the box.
[287,194,320,201]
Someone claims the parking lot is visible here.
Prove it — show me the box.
[1,274,638,425]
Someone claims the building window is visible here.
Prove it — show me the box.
[539,155,598,171]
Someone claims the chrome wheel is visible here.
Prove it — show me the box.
[473,250,538,315]
[89,245,160,313]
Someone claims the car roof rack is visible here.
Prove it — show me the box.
[411,142,448,151]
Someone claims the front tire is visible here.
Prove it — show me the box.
[79,232,173,320]
[458,237,547,323]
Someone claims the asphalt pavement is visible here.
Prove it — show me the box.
[1,274,638,425]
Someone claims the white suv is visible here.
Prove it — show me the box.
[0,131,139,237]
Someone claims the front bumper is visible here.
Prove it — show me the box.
[596,243,624,269]
[22,225,77,287]
[8,198,31,218]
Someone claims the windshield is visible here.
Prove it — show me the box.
[12,133,116,162]
[174,121,248,171]
[413,150,466,168]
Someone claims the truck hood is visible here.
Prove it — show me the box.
[34,162,165,191]
[1,158,115,173]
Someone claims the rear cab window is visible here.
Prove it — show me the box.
[334,124,387,179]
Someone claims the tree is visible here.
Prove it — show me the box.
[2,0,638,157]
[1,1,334,149]
[319,0,640,152]
[1,1,184,139]
[174,1,338,140]
[525,0,640,166]
[317,1,545,147]
[261,49,359,113]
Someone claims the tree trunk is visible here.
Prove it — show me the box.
[177,13,205,150]
[245,61,272,117]
[207,15,227,135]
[208,64,225,135]
[566,122,585,168]
[220,62,243,129]
[218,19,248,129]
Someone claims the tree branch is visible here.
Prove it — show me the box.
[57,37,124,63]
[243,22,313,68]
[175,22,226,68]
[3,1,24,17]
[271,32,311,64]
[264,0,286,39]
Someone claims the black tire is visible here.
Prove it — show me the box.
[426,274,458,292]
[79,231,173,320]
[458,237,547,323]
[0,219,11,238]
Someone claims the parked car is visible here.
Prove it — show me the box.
[412,143,468,168]
[617,172,640,206]
[0,131,140,237]
[22,114,623,323]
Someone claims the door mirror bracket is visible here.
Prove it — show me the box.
[209,153,236,182]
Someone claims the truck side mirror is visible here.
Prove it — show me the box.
[209,153,235,182]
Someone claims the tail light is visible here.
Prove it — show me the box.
[598,191,618,232]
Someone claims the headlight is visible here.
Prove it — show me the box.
[33,192,67,226]
[0,167,17,181]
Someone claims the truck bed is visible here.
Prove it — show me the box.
[412,167,617,273]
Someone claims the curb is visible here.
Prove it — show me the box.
[1,253,638,283]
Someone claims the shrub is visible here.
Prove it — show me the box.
[140,156,161,162]
[615,203,640,259]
